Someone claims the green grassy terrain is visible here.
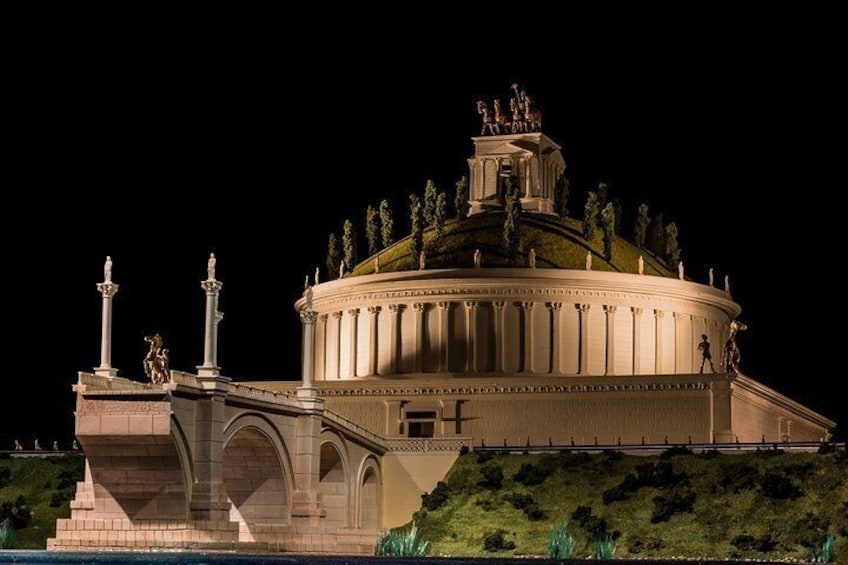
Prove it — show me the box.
[351,212,677,278]
[412,450,848,561]
[0,454,84,549]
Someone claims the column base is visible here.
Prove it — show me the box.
[93,366,119,378]
[197,365,222,378]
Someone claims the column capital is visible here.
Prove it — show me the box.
[388,304,403,314]
[367,306,381,315]
[654,309,665,319]
[520,301,535,311]
[673,312,688,321]
[547,302,563,311]
[300,310,318,324]
[464,300,478,309]
[413,302,426,313]
[319,314,329,322]
[437,302,450,311]
[493,301,506,310]
[201,279,224,293]
[604,305,617,315]
[348,307,360,317]
[332,311,343,320]
[96,282,119,298]
[632,307,643,317]
[577,304,591,313]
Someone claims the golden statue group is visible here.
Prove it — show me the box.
[477,83,542,135]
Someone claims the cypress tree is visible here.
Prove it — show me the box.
[647,213,665,258]
[665,221,680,265]
[634,203,650,247]
[379,199,394,248]
[601,202,615,260]
[434,192,447,239]
[454,176,470,220]
[583,191,600,241]
[423,179,437,226]
[326,232,341,280]
[365,205,379,257]
[342,219,357,271]
[597,181,609,210]
[612,198,623,235]
[555,174,570,220]
[503,175,522,260]
[409,194,423,262]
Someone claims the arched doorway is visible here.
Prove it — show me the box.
[359,460,381,530]
[319,441,348,529]
[223,427,289,541]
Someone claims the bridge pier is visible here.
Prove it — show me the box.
[189,376,233,523]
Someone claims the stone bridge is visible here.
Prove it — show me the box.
[49,371,386,553]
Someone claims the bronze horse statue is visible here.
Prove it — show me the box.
[143,333,171,384]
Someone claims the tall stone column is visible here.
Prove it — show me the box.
[464,301,478,373]
[548,303,562,374]
[298,308,318,394]
[388,304,402,374]
[577,304,591,375]
[493,301,505,372]
[437,302,450,372]
[654,309,665,374]
[347,309,359,378]
[332,312,343,379]
[367,306,380,376]
[95,256,119,378]
[198,254,224,378]
[413,303,425,373]
[673,312,684,374]
[604,305,617,375]
[520,301,534,373]
[631,307,643,375]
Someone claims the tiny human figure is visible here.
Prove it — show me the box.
[474,249,482,268]
[724,275,731,294]
[528,248,536,268]
[314,267,320,285]
[72,439,79,451]
[52,440,59,451]
[698,334,715,373]
[34,439,42,450]
[638,255,644,275]
[419,250,426,270]
[303,275,309,290]
[13,439,23,451]
[339,261,345,279]
[678,261,684,280]
[585,252,592,271]
[708,267,714,287]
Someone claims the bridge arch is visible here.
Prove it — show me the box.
[355,455,382,530]
[222,413,294,540]
[319,429,351,529]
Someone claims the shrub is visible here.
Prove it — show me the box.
[50,491,70,508]
[483,531,516,552]
[548,524,576,559]
[475,452,494,465]
[513,463,550,486]
[503,493,546,521]
[571,505,609,537]
[475,496,499,512]
[731,533,777,553]
[604,461,685,504]
[478,463,503,490]
[719,462,759,493]
[0,519,14,550]
[651,488,696,523]
[660,446,693,459]
[817,442,835,455]
[628,537,664,554]
[0,467,9,489]
[0,496,31,529]
[603,450,624,461]
[421,481,451,511]
[593,534,617,560]
[760,472,802,500]
[459,445,469,455]
[810,534,835,563]
[374,522,428,556]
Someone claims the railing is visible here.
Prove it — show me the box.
[228,382,292,404]
[384,438,473,453]
[322,410,386,448]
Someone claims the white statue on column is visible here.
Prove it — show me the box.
[419,250,426,270]
[374,256,380,273]
[678,261,684,280]
[638,255,644,275]
[339,260,345,279]
[724,275,731,294]
[585,252,592,271]
[709,267,714,287]
[474,249,482,268]
[303,275,309,290]
[314,267,320,285]
[207,253,216,280]
[529,248,536,268]
[305,285,313,311]
[104,256,113,283]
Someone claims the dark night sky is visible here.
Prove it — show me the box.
[2,19,845,445]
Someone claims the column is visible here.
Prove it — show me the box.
[388,304,402,374]
[299,309,318,392]
[631,307,643,375]
[94,257,119,378]
[413,303,425,373]
[605,305,617,375]
[437,302,449,372]
[316,314,328,380]
[520,301,534,373]
[654,309,665,374]
[367,307,380,376]
[673,312,684,374]
[464,301,478,373]
[493,301,505,372]
[198,255,224,378]
[577,304,591,375]
[347,308,359,378]
[332,312,343,379]
[548,303,562,374]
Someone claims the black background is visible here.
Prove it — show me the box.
[2,15,844,446]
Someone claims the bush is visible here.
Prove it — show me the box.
[49,491,70,508]
[475,452,494,465]
[571,505,609,537]
[459,445,470,455]
[660,446,693,459]
[718,462,759,493]
[0,496,31,529]
[700,449,720,460]
[593,533,617,560]
[817,442,835,455]
[548,524,576,559]
[374,522,428,556]
[421,481,451,511]
[628,537,664,554]
[474,496,499,512]
[731,533,777,553]
[483,531,516,552]
[0,467,9,488]
[503,493,546,521]
[603,461,684,504]
[478,463,504,490]
[651,488,696,523]
[513,463,550,486]
[810,534,835,563]
[760,472,802,500]
[0,519,14,550]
